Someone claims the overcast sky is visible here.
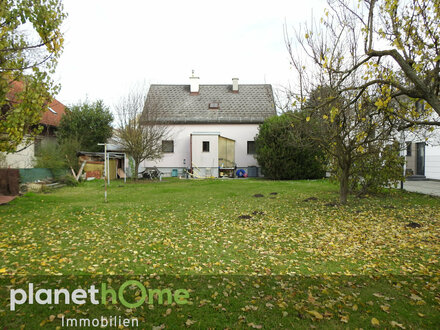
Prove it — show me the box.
[54,0,327,110]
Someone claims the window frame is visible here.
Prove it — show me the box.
[162,140,174,153]
[202,141,210,152]
[247,140,256,155]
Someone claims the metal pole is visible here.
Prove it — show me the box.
[400,130,406,190]
[124,153,126,183]
[105,152,110,185]
[98,143,108,203]
[104,144,108,202]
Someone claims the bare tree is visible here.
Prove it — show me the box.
[114,84,169,180]
[285,3,405,204]
[298,0,440,126]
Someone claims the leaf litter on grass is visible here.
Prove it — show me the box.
[0,180,439,328]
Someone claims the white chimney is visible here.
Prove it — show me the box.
[232,78,239,93]
[190,71,200,94]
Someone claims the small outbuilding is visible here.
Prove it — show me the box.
[77,151,126,180]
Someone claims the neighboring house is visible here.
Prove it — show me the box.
[3,81,66,168]
[403,101,440,181]
[141,76,276,177]
[405,140,440,180]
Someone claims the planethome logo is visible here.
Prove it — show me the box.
[10,280,189,311]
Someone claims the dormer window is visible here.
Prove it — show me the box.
[209,102,219,109]
[48,106,57,114]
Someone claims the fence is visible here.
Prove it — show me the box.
[18,168,54,183]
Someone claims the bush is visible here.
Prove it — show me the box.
[59,136,82,173]
[34,141,65,175]
[350,141,405,195]
[255,112,326,180]
[58,175,79,186]
[34,138,81,179]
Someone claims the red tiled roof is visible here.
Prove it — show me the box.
[6,80,66,127]
[40,98,66,127]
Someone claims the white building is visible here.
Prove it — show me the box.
[405,140,440,180]
[141,76,276,177]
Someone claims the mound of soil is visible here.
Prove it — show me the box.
[252,211,265,216]
[253,194,264,198]
[406,222,421,228]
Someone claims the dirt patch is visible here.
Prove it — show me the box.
[238,214,252,220]
[324,202,339,207]
[406,222,421,228]
[384,205,396,209]
[252,211,265,216]
[269,192,278,195]
[303,197,318,202]
[253,194,264,198]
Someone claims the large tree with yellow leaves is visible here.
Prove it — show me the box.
[0,0,66,153]
[284,0,440,203]
[288,0,440,126]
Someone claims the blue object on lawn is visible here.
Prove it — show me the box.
[236,169,246,177]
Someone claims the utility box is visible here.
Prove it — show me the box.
[247,166,258,177]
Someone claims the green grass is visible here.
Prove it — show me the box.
[0,178,439,328]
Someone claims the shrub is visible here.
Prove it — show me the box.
[34,141,65,174]
[255,112,326,180]
[350,141,405,195]
[58,175,79,186]
[34,138,81,179]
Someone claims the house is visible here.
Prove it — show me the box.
[405,140,440,180]
[2,81,66,168]
[140,76,276,178]
[403,101,440,181]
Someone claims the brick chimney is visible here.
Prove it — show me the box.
[190,71,199,95]
[232,78,239,93]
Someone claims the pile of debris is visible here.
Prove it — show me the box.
[21,179,66,193]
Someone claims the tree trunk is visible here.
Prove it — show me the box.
[339,167,350,204]
[134,159,140,181]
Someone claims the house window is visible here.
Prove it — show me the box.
[247,141,256,154]
[406,142,412,156]
[202,141,210,152]
[209,102,219,109]
[162,140,174,153]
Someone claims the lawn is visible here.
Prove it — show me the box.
[0,178,439,328]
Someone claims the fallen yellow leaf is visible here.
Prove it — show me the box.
[390,320,406,329]
[371,317,380,326]
[307,310,323,319]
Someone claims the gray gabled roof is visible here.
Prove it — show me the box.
[142,84,276,124]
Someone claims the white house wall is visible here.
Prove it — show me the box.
[404,127,440,180]
[426,144,440,180]
[3,142,35,168]
[142,124,260,176]
[3,136,57,169]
